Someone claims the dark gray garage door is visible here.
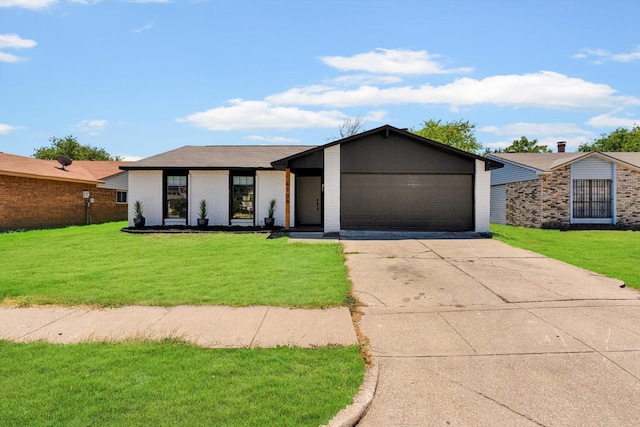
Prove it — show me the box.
[341,174,473,231]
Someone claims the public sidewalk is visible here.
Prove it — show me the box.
[0,305,357,348]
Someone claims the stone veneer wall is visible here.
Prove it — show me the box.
[616,164,640,227]
[506,179,542,227]
[540,165,571,228]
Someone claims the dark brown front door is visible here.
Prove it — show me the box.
[297,176,322,225]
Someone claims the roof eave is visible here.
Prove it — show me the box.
[0,170,103,185]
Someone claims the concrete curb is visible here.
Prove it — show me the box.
[324,359,379,427]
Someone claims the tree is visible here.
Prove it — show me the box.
[328,117,366,141]
[411,119,482,153]
[504,136,552,153]
[33,135,122,161]
[578,126,640,152]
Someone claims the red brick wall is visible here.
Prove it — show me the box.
[0,175,127,232]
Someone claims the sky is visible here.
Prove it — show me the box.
[1,0,639,161]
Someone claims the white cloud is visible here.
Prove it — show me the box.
[127,0,170,3]
[479,122,591,137]
[67,0,101,4]
[328,74,403,87]
[0,33,37,63]
[75,119,108,134]
[0,0,57,9]
[178,99,351,130]
[133,22,154,32]
[244,135,301,144]
[0,33,37,49]
[0,51,21,63]
[586,112,639,128]
[0,123,16,135]
[120,154,144,161]
[574,46,640,63]
[266,71,638,110]
[321,48,472,75]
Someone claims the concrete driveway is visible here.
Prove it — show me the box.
[343,238,640,426]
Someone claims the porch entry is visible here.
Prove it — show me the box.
[296,176,322,225]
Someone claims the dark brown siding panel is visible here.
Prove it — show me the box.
[341,133,474,174]
[288,150,323,169]
[341,174,473,231]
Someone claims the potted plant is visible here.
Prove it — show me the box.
[197,199,209,227]
[264,198,276,228]
[133,201,145,228]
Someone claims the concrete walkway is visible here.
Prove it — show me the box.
[343,238,640,426]
[0,305,357,348]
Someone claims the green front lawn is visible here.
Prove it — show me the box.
[0,222,350,307]
[0,341,364,427]
[491,224,640,289]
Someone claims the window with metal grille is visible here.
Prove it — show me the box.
[572,179,612,219]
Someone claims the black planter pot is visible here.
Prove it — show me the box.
[264,217,275,228]
[197,218,209,228]
[134,217,146,228]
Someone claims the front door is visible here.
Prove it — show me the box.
[297,176,322,225]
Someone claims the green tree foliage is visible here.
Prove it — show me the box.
[504,136,552,153]
[578,126,640,152]
[411,119,482,153]
[33,135,122,161]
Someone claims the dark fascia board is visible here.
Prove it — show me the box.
[271,124,504,171]
[120,166,277,171]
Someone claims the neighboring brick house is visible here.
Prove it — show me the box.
[0,153,130,232]
[487,151,640,229]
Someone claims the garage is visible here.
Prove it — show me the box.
[338,128,480,231]
[271,125,503,234]
[341,173,473,231]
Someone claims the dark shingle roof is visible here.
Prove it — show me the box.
[121,145,316,170]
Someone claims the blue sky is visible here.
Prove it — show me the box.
[1,0,639,160]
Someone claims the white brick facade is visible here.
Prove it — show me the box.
[189,171,229,226]
[128,170,163,226]
[323,145,341,233]
[474,159,491,232]
[256,170,287,227]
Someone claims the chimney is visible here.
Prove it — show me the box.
[557,141,566,153]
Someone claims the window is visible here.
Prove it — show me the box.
[573,179,612,219]
[166,174,188,218]
[116,190,127,204]
[232,175,254,219]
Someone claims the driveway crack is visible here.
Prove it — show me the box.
[249,307,269,348]
[417,241,510,303]
[427,367,547,426]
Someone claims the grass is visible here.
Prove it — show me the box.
[0,222,351,307]
[491,224,640,289]
[0,340,364,427]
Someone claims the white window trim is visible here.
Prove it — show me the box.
[569,165,616,224]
